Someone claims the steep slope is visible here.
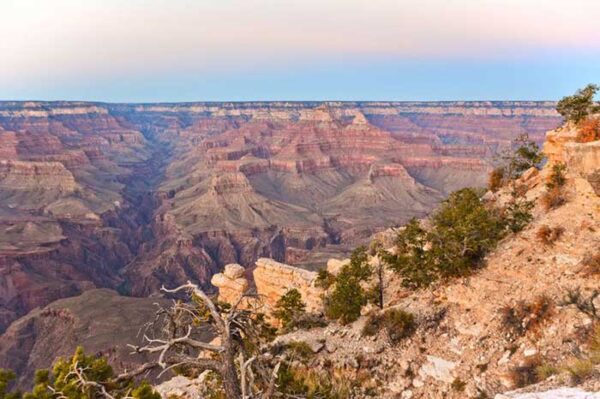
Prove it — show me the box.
[0,289,174,388]
[253,122,600,398]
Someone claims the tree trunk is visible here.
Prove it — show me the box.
[377,263,384,309]
[221,348,242,399]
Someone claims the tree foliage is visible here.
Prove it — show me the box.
[504,195,534,234]
[541,162,568,211]
[0,347,160,399]
[490,133,543,192]
[0,369,20,399]
[556,84,600,124]
[272,289,306,330]
[546,162,567,190]
[324,247,371,324]
[428,188,505,277]
[509,134,544,178]
[383,188,509,288]
[381,219,433,288]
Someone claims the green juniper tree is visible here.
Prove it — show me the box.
[324,246,372,324]
[556,84,600,124]
[272,288,306,330]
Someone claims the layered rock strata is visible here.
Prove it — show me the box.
[0,101,561,333]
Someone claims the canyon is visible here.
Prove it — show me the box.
[0,100,561,342]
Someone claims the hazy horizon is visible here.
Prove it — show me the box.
[0,99,562,104]
[2,0,599,102]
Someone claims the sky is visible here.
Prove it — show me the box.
[1,0,599,102]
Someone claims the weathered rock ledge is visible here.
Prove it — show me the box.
[211,258,323,316]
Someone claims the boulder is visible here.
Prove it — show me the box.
[419,355,456,383]
[223,263,245,279]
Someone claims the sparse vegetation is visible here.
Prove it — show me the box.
[16,347,161,399]
[276,365,353,399]
[546,162,567,190]
[503,195,534,233]
[577,117,600,142]
[535,225,565,246]
[581,251,600,276]
[383,185,536,288]
[283,341,314,362]
[562,288,599,320]
[362,309,416,344]
[508,356,543,388]
[564,358,594,383]
[500,295,554,337]
[381,218,433,288]
[489,133,544,191]
[535,362,559,380]
[509,134,545,178]
[589,324,600,364]
[450,378,467,392]
[541,186,566,211]
[556,84,600,124]
[488,167,505,192]
[540,163,567,211]
[315,269,336,289]
[428,188,505,278]
[0,369,20,399]
[272,288,306,331]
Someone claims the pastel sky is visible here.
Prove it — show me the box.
[1,0,599,102]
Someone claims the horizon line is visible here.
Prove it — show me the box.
[0,99,560,106]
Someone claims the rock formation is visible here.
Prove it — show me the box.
[544,119,600,194]
[212,258,322,315]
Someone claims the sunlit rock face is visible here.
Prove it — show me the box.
[543,119,600,195]
[0,101,561,332]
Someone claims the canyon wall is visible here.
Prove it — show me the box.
[0,101,561,333]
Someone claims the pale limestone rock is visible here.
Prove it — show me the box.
[154,371,210,398]
[543,122,600,195]
[352,111,368,125]
[253,258,323,314]
[223,263,245,279]
[326,258,350,276]
[564,140,600,176]
[401,390,414,399]
[419,355,456,383]
[543,124,579,165]
[211,271,249,305]
[523,348,538,357]
[496,388,600,399]
[482,190,497,202]
[519,167,540,187]
[360,303,379,317]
